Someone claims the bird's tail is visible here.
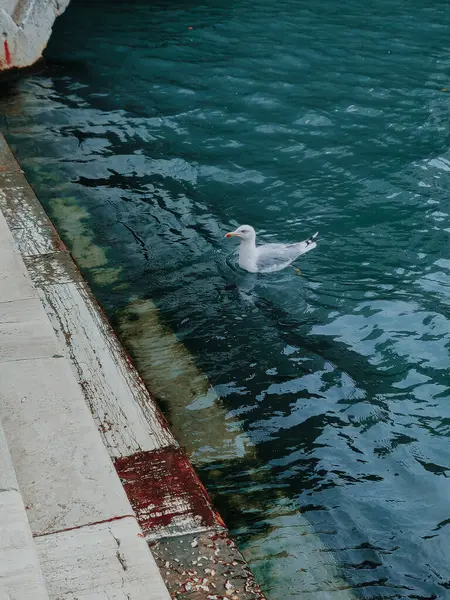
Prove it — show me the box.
[299,231,319,255]
[305,231,319,246]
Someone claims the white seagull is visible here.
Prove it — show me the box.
[225,225,318,273]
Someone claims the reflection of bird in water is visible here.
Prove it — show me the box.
[225,225,318,273]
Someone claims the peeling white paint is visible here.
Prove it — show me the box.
[36,278,176,458]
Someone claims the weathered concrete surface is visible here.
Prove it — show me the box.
[0,132,268,600]
[0,180,65,255]
[0,355,134,536]
[0,134,172,598]
[0,214,36,302]
[0,491,50,600]
[0,423,50,600]
[0,298,57,363]
[0,419,18,493]
[35,517,170,600]
[26,252,176,458]
[0,0,71,72]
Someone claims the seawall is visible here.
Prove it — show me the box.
[0,132,266,599]
[0,0,70,71]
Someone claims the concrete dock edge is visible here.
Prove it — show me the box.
[0,133,267,600]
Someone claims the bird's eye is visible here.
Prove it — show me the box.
[241,229,248,233]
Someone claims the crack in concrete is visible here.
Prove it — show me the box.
[110,530,128,572]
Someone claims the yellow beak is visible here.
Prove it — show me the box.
[225,232,238,238]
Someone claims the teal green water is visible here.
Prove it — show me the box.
[2,1,450,597]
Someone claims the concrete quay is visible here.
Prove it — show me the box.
[0,132,266,600]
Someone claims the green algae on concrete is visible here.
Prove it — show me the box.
[49,195,124,286]
[116,297,256,465]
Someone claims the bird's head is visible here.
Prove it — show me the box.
[225,225,256,241]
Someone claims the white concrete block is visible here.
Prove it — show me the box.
[0,306,58,363]
[35,517,170,600]
[0,297,43,325]
[0,357,133,536]
[0,490,49,600]
[0,421,19,493]
[0,206,15,250]
[0,247,36,303]
[0,421,49,599]
[0,212,36,303]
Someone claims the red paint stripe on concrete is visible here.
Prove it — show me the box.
[32,514,136,538]
[4,41,11,66]
[115,447,225,537]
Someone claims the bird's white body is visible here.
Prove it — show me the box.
[238,237,260,273]
[225,225,318,273]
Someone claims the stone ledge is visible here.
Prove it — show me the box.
[35,516,171,600]
[0,490,50,600]
[0,356,134,536]
[0,421,49,600]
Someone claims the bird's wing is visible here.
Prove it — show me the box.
[255,234,318,273]
[255,243,301,272]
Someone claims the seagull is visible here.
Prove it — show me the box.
[225,225,318,273]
